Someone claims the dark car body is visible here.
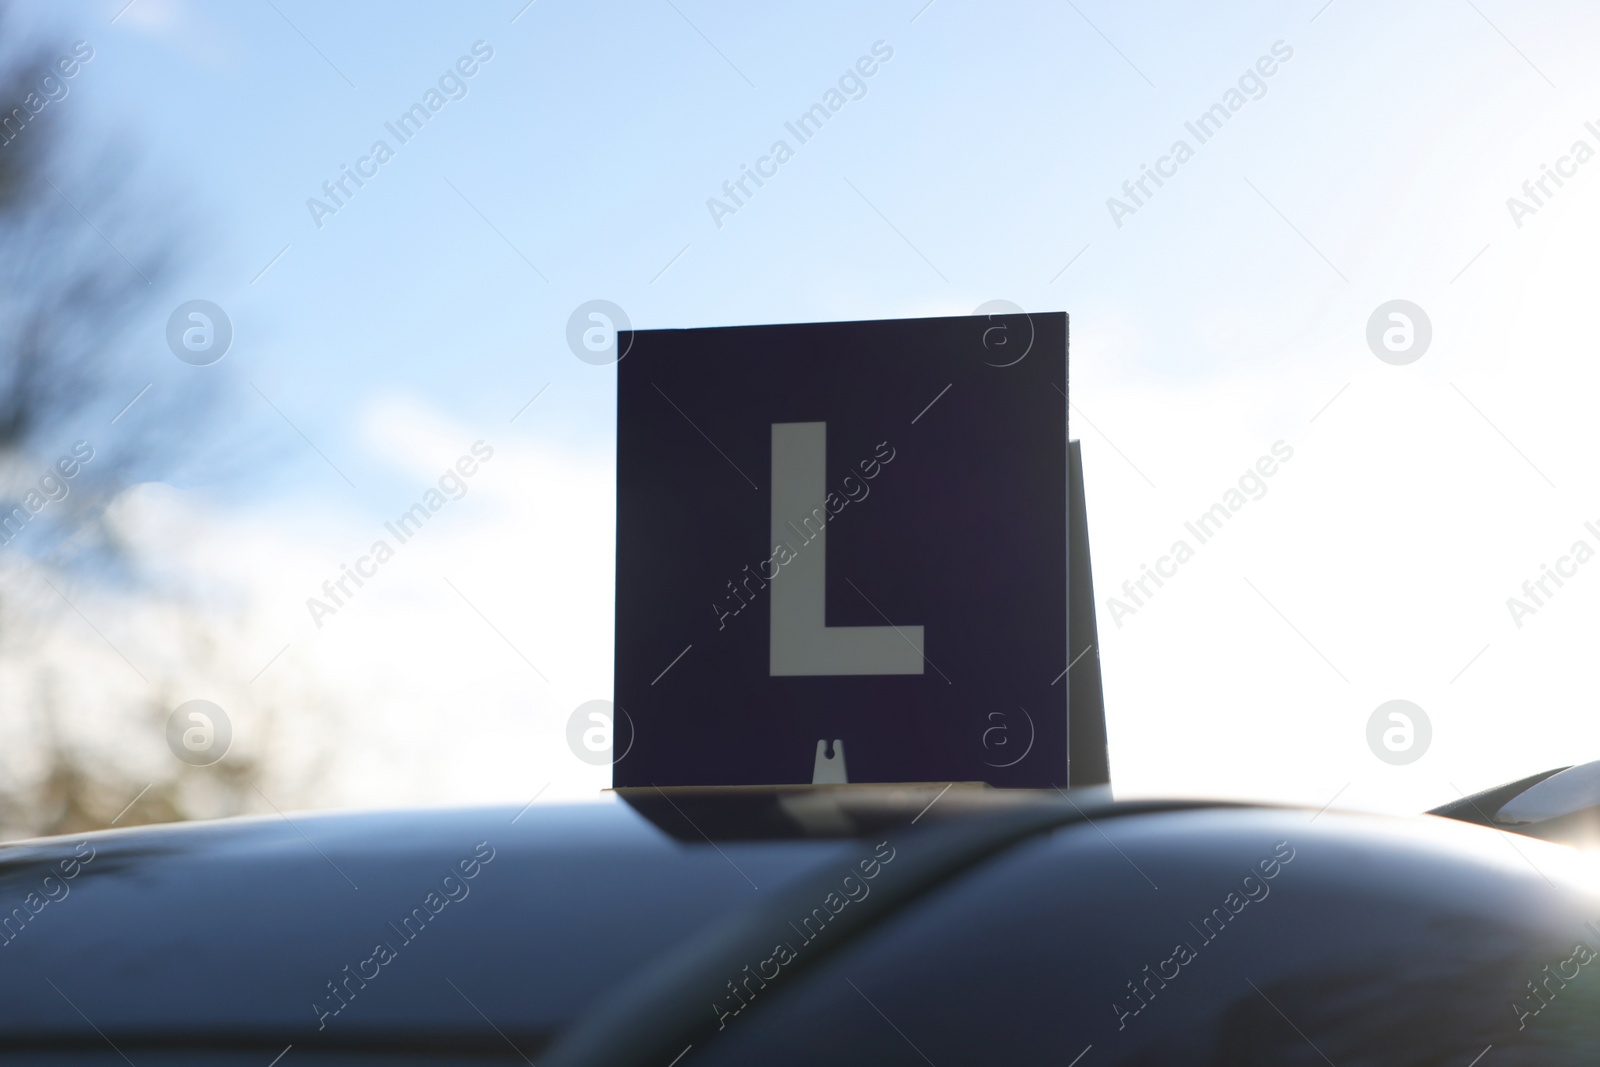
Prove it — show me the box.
[2,786,1598,1065]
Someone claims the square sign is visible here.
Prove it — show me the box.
[613,312,1070,788]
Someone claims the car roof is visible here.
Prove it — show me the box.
[0,798,859,1057]
[549,803,1600,1067]
[6,788,1594,1062]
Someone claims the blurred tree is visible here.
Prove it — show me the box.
[0,43,168,456]
[0,9,332,839]
[0,21,177,566]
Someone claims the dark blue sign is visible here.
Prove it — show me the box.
[613,312,1075,787]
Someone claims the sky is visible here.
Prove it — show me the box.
[5,0,1600,820]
